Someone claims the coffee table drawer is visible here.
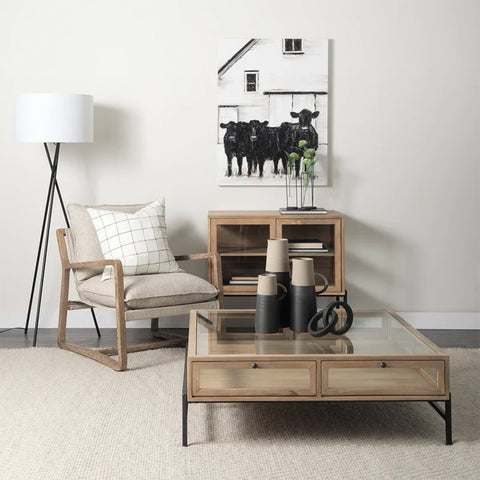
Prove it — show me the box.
[321,360,445,396]
[192,361,316,397]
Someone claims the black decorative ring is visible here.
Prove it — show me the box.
[324,301,354,335]
[307,308,338,337]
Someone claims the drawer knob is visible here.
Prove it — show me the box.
[380,362,387,368]
[251,363,258,369]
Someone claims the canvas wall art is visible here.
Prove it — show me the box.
[217,38,329,186]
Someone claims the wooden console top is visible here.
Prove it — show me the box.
[208,210,344,218]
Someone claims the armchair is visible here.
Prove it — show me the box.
[56,203,223,371]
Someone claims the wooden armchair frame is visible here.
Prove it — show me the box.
[56,228,224,371]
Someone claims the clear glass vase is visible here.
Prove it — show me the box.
[285,167,299,210]
[300,170,315,210]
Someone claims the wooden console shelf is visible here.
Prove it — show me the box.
[208,210,345,296]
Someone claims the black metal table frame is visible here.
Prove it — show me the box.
[181,349,452,447]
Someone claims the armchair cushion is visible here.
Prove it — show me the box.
[76,272,219,310]
[87,200,181,281]
[67,203,147,283]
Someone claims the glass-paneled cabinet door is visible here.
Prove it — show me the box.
[276,218,344,295]
[209,218,276,295]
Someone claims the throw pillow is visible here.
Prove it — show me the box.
[87,199,181,281]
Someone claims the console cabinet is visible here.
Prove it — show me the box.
[208,210,345,296]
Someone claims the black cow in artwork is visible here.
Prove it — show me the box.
[220,121,248,176]
[245,120,269,177]
[245,120,289,177]
[264,126,287,175]
[283,109,320,176]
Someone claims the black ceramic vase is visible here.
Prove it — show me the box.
[289,258,329,333]
[255,294,281,333]
[289,285,317,332]
[266,271,291,328]
[265,239,290,329]
[255,274,287,334]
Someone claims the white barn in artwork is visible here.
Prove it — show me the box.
[217,38,329,186]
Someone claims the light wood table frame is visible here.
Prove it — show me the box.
[182,309,452,446]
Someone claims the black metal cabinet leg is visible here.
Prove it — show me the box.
[183,392,188,447]
[428,393,453,445]
[446,393,452,445]
[182,346,188,447]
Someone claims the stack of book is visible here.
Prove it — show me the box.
[228,276,258,285]
[288,239,328,253]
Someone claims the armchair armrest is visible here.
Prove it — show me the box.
[65,259,123,271]
[174,252,224,307]
[56,229,123,271]
[174,252,219,262]
[56,228,126,310]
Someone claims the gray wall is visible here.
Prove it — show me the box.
[0,0,478,328]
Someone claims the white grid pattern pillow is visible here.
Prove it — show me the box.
[87,200,181,281]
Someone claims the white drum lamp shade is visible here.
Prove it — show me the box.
[14,93,93,143]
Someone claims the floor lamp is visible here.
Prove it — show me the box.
[14,93,101,346]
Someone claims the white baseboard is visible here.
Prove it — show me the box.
[3,310,479,330]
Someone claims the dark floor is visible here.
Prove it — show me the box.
[0,328,479,349]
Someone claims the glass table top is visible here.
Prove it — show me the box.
[194,310,437,356]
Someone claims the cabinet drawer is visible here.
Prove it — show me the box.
[192,361,316,397]
[321,360,445,397]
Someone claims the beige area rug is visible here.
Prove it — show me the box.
[0,348,478,480]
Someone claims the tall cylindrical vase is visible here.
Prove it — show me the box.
[300,169,315,210]
[289,257,328,332]
[255,274,287,334]
[285,166,299,210]
[265,238,291,328]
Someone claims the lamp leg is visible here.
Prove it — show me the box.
[91,309,101,338]
[43,144,101,338]
[32,144,60,347]
[24,150,57,334]
[44,143,70,228]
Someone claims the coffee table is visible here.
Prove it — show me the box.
[183,309,452,446]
